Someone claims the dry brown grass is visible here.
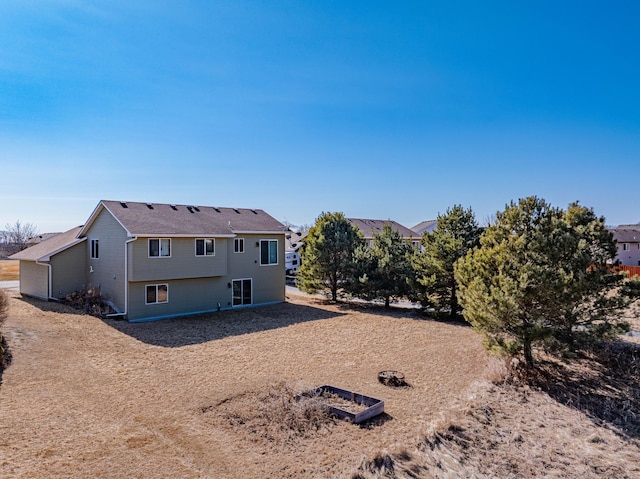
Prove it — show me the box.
[0,260,19,281]
[0,290,486,478]
[352,340,640,479]
[3,288,638,478]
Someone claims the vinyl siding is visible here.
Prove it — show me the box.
[128,237,228,282]
[19,261,49,300]
[84,209,128,312]
[127,277,231,320]
[616,243,640,266]
[227,234,285,306]
[50,242,87,300]
[126,233,285,320]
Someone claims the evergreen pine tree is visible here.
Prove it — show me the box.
[412,205,481,318]
[296,212,363,301]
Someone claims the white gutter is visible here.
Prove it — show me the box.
[35,259,53,300]
[107,236,137,318]
[123,236,137,317]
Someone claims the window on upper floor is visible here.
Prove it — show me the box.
[234,238,245,253]
[146,284,168,304]
[260,239,278,265]
[90,239,99,259]
[623,243,630,251]
[149,238,171,257]
[195,238,215,256]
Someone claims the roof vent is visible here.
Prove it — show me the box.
[193,206,200,212]
[146,203,154,210]
[233,208,240,214]
[187,206,195,214]
[170,205,178,211]
[120,202,128,208]
[213,207,220,213]
[251,209,258,214]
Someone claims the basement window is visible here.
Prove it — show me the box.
[146,284,168,304]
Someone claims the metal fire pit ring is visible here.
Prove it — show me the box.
[378,370,407,387]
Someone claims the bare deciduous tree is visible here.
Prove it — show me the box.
[1,220,39,255]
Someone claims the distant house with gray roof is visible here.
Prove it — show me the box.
[411,220,438,237]
[347,218,421,248]
[11,200,287,321]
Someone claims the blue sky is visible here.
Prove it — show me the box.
[1,1,639,233]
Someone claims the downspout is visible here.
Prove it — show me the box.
[106,236,137,318]
[36,260,53,300]
[123,236,137,317]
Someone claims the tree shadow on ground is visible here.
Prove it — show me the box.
[533,340,640,441]
[103,301,346,348]
[325,297,474,331]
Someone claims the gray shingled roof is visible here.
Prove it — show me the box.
[9,226,85,262]
[611,228,640,243]
[347,218,420,240]
[411,219,438,236]
[84,200,287,237]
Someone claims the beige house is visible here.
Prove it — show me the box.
[11,200,287,321]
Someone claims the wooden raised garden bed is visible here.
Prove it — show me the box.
[297,385,384,424]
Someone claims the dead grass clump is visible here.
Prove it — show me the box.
[205,382,335,444]
[0,289,11,379]
[0,288,8,327]
[351,450,429,479]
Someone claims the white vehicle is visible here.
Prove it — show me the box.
[285,251,301,275]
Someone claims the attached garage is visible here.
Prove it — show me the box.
[9,226,86,301]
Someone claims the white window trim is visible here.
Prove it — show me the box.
[234,237,245,253]
[259,239,278,266]
[90,239,99,259]
[195,238,215,257]
[145,283,169,305]
[148,238,171,258]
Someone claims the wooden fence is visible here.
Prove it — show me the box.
[613,265,640,278]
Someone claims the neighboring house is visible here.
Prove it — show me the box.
[11,200,287,321]
[347,218,422,248]
[611,225,640,266]
[411,220,438,237]
[27,232,62,246]
[9,226,86,301]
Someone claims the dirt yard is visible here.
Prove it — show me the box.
[0,290,487,478]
